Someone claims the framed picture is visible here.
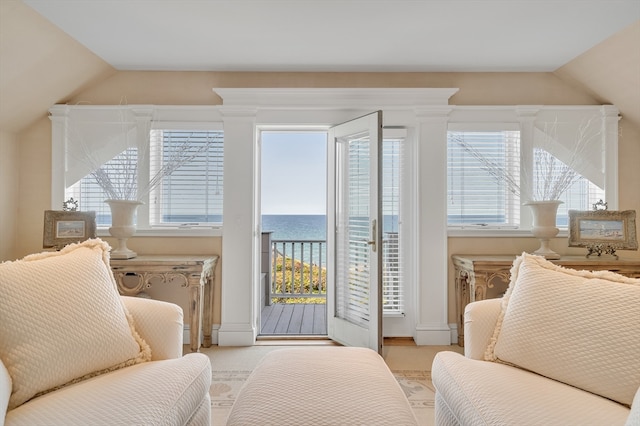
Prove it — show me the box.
[43,210,97,249]
[568,209,638,252]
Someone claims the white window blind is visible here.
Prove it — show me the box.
[149,130,224,226]
[66,128,224,228]
[447,130,521,227]
[447,127,605,229]
[336,136,371,327]
[382,137,404,314]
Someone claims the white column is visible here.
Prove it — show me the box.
[602,105,619,209]
[516,106,541,227]
[218,107,259,346]
[131,108,153,225]
[414,107,454,345]
[49,105,70,209]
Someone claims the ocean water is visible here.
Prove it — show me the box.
[261,214,400,241]
[261,214,400,267]
[261,214,326,241]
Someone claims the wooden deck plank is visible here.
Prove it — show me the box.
[260,304,283,335]
[313,304,327,335]
[287,304,305,334]
[273,304,295,334]
[300,304,316,334]
[260,303,327,336]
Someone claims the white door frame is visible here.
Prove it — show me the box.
[215,88,458,346]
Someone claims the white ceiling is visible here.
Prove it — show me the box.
[21,0,640,72]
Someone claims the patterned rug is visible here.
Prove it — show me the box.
[210,369,435,425]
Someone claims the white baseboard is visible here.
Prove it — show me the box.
[184,324,458,346]
[449,323,458,345]
[217,323,257,346]
[414,323,452,345]
[183,324,220,346]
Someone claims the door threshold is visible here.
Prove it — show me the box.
[256,336,338,346]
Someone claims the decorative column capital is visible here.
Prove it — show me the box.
[217,106,258,120]
[48,104,70,121]
[414,106,455,122]
[515,106,542,120]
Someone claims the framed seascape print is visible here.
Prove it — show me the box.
[43,210,97,249]
[568,210,638,258]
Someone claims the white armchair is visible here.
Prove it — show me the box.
[2,296,211,426]
[1,240,212,426]
[432,253,639,426]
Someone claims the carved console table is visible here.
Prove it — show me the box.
[110,255,219,352]
[452,254,640,347]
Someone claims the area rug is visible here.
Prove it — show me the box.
[392,369,436,425]
[209,368,435,425]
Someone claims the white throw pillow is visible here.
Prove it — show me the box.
[484,253,640,406]
[0,239,151,410]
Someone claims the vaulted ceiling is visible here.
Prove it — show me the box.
[1,0,639,134]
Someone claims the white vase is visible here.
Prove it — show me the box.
[524,200,563,260]
[105,199,143,259]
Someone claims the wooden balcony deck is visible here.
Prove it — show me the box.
[260,303,327,336]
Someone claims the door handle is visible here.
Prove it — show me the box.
[367,219,377,252]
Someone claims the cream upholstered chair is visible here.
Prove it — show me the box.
[0,239,211,426]
[432,253,639,426]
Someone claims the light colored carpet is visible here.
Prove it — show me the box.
[199,342,463,426]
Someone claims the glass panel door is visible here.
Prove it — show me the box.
[327,111,382,353]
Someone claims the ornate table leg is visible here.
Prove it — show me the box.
[201,256,218,348]
[201,277,213,348]
[187,273,203,352]
[454,268,470,347]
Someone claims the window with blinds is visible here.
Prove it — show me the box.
[447,129,605,228]
[447,130,521,227]
[382,138,404,314]
[149,130,224,226]
[66,128,224,228]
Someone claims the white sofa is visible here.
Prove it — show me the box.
[0,239,212,426]
[432,253,640,426]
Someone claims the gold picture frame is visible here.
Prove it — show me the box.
[568,210,638,258]
[43,210,97,249]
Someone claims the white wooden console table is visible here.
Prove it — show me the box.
[452,254,640,347]
[110,255,219,352]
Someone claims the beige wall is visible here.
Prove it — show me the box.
[1,2,638,337]
[556,21,640,130]
[12,71,604,258]
[9,71,638,328]
[0,0,116,134]
[0,131,18,261]
[71,70,600,106]
[13,71,604,262]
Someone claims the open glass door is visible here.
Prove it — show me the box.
[327,111,383,353]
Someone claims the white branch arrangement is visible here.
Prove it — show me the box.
[89,137,211,201]
[451,117,600,202]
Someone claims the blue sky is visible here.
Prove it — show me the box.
[261,132,327,215]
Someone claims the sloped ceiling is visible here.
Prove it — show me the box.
[555,21,640,130]
[0,0,639,134]
[0,0,115,134]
